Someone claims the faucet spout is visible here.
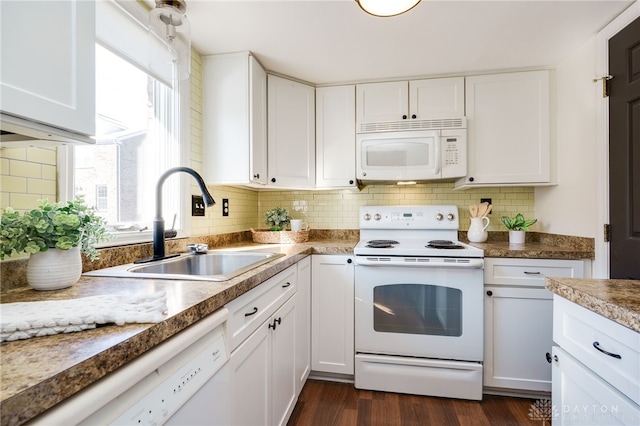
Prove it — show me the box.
[135,167,215,264]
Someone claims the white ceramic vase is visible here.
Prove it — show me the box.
[26,246,82,291]
[467,217,490,243]
[508,230,526,245]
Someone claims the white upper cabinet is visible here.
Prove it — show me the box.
[203,52,268,185]
[457,70,552,188]
[356,77,464,132]
[315,85,357,189]
[0,0,95,137]
[267,75,316,188]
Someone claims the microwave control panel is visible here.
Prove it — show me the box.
[441,130,467,178]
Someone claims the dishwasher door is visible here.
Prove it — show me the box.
[31,308,230,426]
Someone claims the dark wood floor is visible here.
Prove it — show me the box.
[288,379,546,426]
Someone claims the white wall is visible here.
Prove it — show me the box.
[535,38,598,238]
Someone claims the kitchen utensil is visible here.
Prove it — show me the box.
[469,205,478,218]
[485,204,493,216]
[477,202,489,217]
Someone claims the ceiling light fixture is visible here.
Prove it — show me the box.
[356,0,421,17]
[149,0,191,81]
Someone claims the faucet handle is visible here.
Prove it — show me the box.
[187,244,209,254]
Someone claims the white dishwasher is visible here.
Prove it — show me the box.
[30,308,231,426]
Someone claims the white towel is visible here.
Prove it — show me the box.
[0,291,168,342]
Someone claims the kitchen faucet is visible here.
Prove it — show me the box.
[134,167,215,263]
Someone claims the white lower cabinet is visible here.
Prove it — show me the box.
[552,296,640,425]
[483,258,589,393]
[311,255,354,375]
[226,264,304,426]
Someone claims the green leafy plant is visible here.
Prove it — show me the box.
[264,207,291,231]
[500,213,537,231]
[0,196,111,261]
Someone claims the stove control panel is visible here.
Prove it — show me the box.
[360,205,459,229]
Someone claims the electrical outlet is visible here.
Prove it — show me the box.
[222,198,229,217]
[192,195,205,216]
[480,198,492,213]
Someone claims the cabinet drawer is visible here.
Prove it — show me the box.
[485,258,586,287]
[226,266,297,351]
[553,296,640,405]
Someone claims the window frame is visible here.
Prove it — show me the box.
[57,0,191,248]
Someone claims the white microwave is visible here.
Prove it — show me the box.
[356,128,467,182]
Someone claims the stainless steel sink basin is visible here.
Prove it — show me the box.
[84,251,285,281]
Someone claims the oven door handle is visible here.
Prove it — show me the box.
[354,258,484,269]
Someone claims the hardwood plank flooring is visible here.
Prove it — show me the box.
[288,380,546,426]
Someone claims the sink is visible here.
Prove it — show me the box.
[84,251,286,281]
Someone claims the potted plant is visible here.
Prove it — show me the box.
[264,207,292,231]
[0,196,111,290]
[500,213,537,244]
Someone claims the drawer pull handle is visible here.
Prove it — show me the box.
[523,271,541,275]
[244,307,258,317]
[282,282,291,288]
[593,341,622,359]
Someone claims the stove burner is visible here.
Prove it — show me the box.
[427,240,465,249]
[366,239,399,249]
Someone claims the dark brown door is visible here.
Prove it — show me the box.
[609,16,640,279]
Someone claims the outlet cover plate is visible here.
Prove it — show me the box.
[192,195,205,216]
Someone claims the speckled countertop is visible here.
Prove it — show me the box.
[0,231,595,425]
[0,240,355,426]
[546,277,640,333]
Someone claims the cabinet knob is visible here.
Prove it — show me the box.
[402,115,407,119]
[486,290,493,296]
[469,177,475,182]
[545,352,552,363]
[411,114,417,119]
[271,178,276,183]
[347,259,352,264]
[349,180,354,185]
[253,173,260,179]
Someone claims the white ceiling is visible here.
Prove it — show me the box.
[187,0,634,85]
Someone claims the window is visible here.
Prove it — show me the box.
[59,1,189,245]
[96,184,108,211]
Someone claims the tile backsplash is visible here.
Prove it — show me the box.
[0,146,58,210]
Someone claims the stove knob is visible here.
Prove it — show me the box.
[374,213,381,221]
[363,213,371,221]
[447,213,455,221]
[436,213,444,221]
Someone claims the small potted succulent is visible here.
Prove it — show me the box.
[264,207,292,231]
[500,213,537,244]
[0,196,111,290]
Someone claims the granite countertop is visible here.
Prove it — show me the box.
[546,277,640,333]
[0,233,593,425]
[0,240,355,426]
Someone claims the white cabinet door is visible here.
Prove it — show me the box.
[271,296,298,426]
[315,85,357,188]
[295,257,311,395]
[203,52,267,185]
[267,75,315,188]
[0,0,95,136]
[229,321,271,426]
[410,77,465,120]
[356,81,408,129]
[552,346,640,426]
[484,286,553,392]
[459,70,551,187]
[311,255,354,375]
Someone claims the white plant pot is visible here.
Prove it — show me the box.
[508,230,526,245]
[26,246,82,291]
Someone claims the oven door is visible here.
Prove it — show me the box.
[354,263,483,362]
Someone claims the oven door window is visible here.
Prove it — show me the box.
[373,284,462,336]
